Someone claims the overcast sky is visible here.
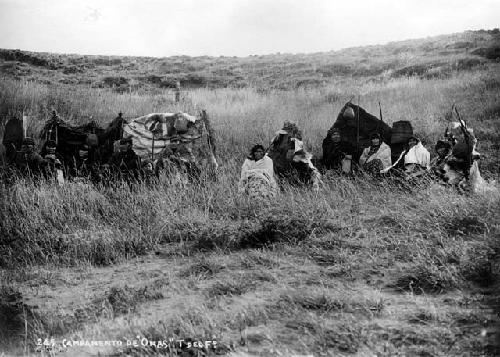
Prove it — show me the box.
[0,0,498,57]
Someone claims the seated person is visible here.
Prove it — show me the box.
[155,136,200,182]
[291,148,322,190]
[322,128,354,173]
[42,140,65,184]
[359,133,392,175]
[107,138,141,181]
[384,136,430,177]
[69,143,101,182]
[137,159,156,186]
[238,144,278,199]
[14,137,47,178]
[430,140,453,181]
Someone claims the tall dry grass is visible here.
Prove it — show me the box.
[0,65,499,269]
[2,64,500,160]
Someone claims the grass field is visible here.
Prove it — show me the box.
[1,31,500,356]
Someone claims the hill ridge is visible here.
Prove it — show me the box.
[0,28,499,90]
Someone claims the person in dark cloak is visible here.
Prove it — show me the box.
[430,140,453,182]
[13,138,47,179]
[107,138,141,182]
[322,128,355,172]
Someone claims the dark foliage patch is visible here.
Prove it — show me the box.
[179,258,225,278]
[0,287,42,348]
[392,264,460,294]
[445,216,487,237]
[206,279,256,297]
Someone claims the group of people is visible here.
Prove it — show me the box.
[237,125,478,200]
[321,129,429,177]
[3,136,143,185]
[2,109,480,197]
[321,126,477,187]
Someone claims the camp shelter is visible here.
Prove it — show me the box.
[39,116,105,162]
[122,111,217,169]
[328,102,392,160]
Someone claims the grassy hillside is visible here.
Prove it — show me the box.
[1,29,499,91]
[0,29,500,356]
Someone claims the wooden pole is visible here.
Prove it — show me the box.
[356,96,360,157]
[175,80,181,103]
[151,136,155,162]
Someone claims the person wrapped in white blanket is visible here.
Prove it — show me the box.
[359,133,392,175]
[238,144,278,200]
[382,136,430,178]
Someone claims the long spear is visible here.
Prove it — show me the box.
[378,101,383,140]
[356,96,360,157]
[453,106,473,175]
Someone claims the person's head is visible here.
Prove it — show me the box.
[21,138,35,153]
[78,144,89,158]
[435,140,452,157]
[168,136,181,151]
[119,138,132,152]
[46,140,57,154]
[118,112,123,118]
[250,144,265,161]
[329,129,341,143]
[142,159,153,172]
[407,136,419,148]
[370,133,381,147]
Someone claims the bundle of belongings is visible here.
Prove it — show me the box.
[267,121,322,189]
[434,120,496,194]
[238,144,278,201]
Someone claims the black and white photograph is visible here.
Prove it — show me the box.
[0,0,499,356]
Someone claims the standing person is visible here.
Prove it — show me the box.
[50,110,60,122]
[107,138,141,182]
[113,112,125,139]
[174,81,181,102]
[110,112,125,148]
[238,144,278,200]
[359,133,392,175]
[102,112,125,162]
